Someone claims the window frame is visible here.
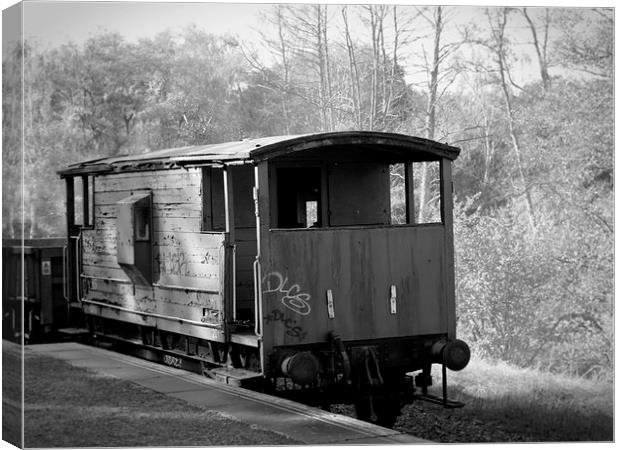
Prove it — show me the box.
[268,161,326,229]
[66,175,95,229]
[201,167,227,233]
[268,157,449,231]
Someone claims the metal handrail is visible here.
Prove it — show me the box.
[253,258,262,337]
[62,245,68,301]
[80,298,222,329]
[74,234,81,302]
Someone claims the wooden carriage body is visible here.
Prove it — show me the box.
[60,132,460,377]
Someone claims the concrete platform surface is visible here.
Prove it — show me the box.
[27,342,428,445]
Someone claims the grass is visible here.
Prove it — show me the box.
[5,340,613,444]
[2,342,23,447]
[423,355,614,442]
[3,342,301,448]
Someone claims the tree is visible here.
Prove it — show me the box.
[412,6,466,222]
[341,6,363,129]
[553,8,613,79]
[2,42,25,237]
[520,8,552,90]
[484,8,537,234]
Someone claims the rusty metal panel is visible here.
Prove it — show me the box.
[327,162,391,226]
[262,226,448,346]
[232,165,257,228]
[440,158,457,339]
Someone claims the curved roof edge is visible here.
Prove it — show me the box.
[249,131,460,162]
[59,131,460,177]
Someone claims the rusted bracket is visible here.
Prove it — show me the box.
[414,364,465,408]
[413,393,465,409]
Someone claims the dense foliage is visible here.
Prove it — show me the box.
[2,6,613,380]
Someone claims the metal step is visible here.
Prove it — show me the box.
[206,366,263,387]
[58,327,90,336]
[89,333,263,389]
[413,393,465,408]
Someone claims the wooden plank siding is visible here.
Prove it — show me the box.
[80,168,227,342]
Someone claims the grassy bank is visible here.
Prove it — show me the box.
[11,344,300,448]
[2,341,23,447]
[413,356,614,442]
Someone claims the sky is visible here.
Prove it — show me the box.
[7,1,611,48]
[21,1,268,49]
[1,0,614,86]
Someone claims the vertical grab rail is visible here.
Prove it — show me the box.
[62,245,68,301]
[253,258,263,337]
[75,234,82,303]
[253,169,263,338]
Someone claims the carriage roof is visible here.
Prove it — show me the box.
[59,131,460,177]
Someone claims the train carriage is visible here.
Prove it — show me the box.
[60,131,470,426]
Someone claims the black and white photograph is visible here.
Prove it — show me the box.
[1,0,614,447]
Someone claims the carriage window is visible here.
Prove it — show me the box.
[390,163,406,225]
[276,167,322,228]
[305,201,318,227]
[134,204,150,241]
[73,177,84,226]
[413,161,441,224]
[70,175,94,227]
[87,176,94,227]
[272,160,443,229]
[202,167,226,231]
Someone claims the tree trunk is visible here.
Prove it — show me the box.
[418,6,442,223]
[368,6,378,130]
[342,7,362,128]
[322,5,335,130]
[522,8,551,90]
[276,5,291,134]
[494,9,537,233]
[316,5,329,131]
[382,6,399,128]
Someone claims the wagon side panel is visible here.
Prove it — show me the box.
[81,168,227,341]
[262,226,448,346]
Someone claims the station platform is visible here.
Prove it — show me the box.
[26,342,427,445]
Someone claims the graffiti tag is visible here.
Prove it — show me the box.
[262,272,311,315]
[159,247,188,276]
[200,251,218,265]
[264,309,308,341]
[163,354,183,369]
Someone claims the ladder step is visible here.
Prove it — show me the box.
[414,393,465,408]
[58,327,90,336]
[206,366,262,387]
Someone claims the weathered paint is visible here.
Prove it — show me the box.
[262,225,448,346]
[152,231,224,292]
[80,167,227,342]
[66,133,461,379]
[327,162,391,226]
[440,158,456,340]
[59,132,460,177]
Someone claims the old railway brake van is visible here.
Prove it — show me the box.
[60,131,470,425]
